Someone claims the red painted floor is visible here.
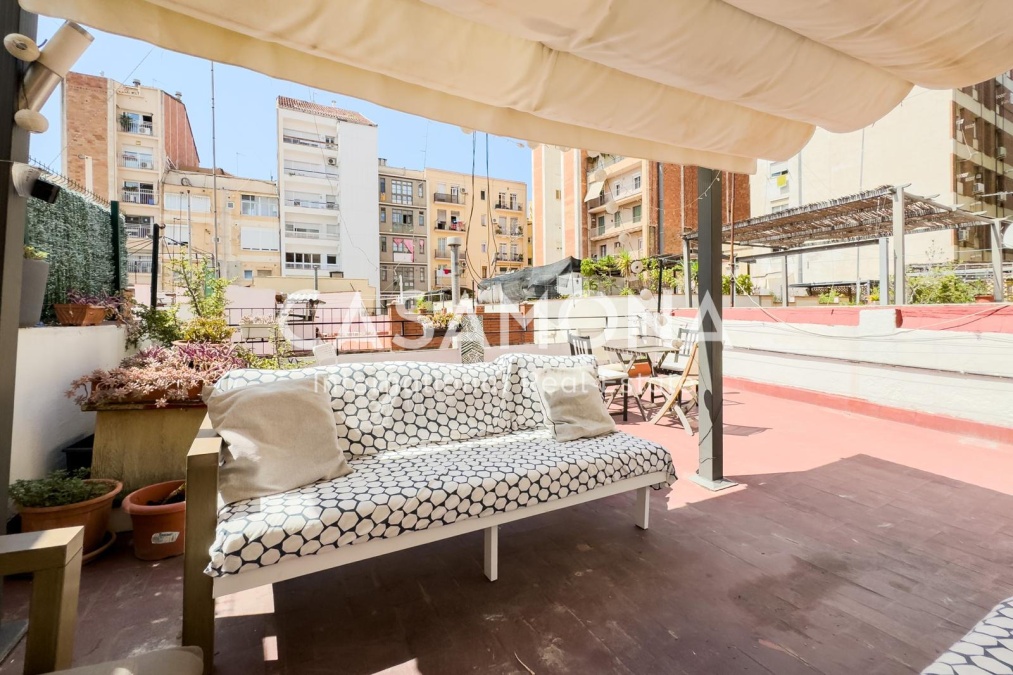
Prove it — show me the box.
[3,388,1013,674]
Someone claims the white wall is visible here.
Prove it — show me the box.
[537,146,564,264]
[338,121,379,291]
[12,326,127,482]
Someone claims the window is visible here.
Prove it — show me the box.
[497,192,506,206]
[615,212,622,227]
[379,207,386,223]
[285,252,321,267]
[417,239,425,254]
[481,214,487,226]
[122,181,156,205]
[632,205,642,223]
[480,190,486,200]
[121,148,154,169]
[326,254,337,266]
[381,267,388,282]
[437,209,447,227]
[418,211,425,227]
[163,224,189,245]
[613,182,622,196]
[498,244,507,256]
[482,265,488,277]
[450,185,460,202]
[391,179,413,204]
[379,177,386,195]
[600,245,607,256]
[418,183,425,199]
[509,193,518,210]
[164,193,211,212]
[243,270,253,280]
[614,242,621,251]
[227,201,235,210]
[240,227,280,251]
[119,111,153,135]
[437,183,447,193]
[241,194,278,217]
[633,175,641,190]
[391,208,413,232]
[437,237,447,256]
[124,215,152,238]
[481,242,487,253]
[381,236,387,252]
[597,215,605,230]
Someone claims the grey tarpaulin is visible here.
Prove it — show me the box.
[477,257,580,303]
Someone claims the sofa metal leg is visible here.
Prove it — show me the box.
[635,487,650,530]
[484,525,499,581]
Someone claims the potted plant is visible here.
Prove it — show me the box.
[421,308,460,335]
[118,111,133,132]
[10,469,121,555]
[122,480,185,560]
[239,314,277,340]
[19,246,49,327]
[54,290,109,326]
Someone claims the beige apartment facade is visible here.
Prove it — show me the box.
[377,160,428,301]
[425,167,528,293]
[748,74,1013,288]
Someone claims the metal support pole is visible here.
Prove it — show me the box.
[0,4,37,658]
[656,257,663,312]
[855,247,861,305]
[878,237,889,305]
[110,200,121,293]
[781,255,789,307]
[892,186,906,305]
[992,219,1005,302]
[691,167,736,492]
[150,223,160,307]
[682,237,692,308]
[448,236,462,308]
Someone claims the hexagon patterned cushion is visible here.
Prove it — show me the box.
[206,428,675,577]
[921,597,1013,674]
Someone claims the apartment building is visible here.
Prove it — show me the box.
[532,146,750,265]
[62,73,200,286]
[276,97,378,291]
[377,159,428,301]
[424,168,529,291]
[161,169,281,284]
[749,73,1013,283]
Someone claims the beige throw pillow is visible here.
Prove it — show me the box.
[206,377,352,505]
[532,367,616,442]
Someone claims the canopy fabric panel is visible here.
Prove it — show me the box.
[23,0,1013,173]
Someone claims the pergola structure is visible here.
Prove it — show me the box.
[682,185,1010,306]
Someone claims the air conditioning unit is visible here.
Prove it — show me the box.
[140,161,152,169]
[326,201,336,209]
[958,228,970,242]
[974,182,985,194]
[293,200,301,206]
[327,157,337,166]
[1000,147,1007,159]
[140,126,152,135]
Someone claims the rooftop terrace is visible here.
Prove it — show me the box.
[2,386,1010,674]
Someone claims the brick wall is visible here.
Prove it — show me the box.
[162,92,199,169]
[63,73,110,199]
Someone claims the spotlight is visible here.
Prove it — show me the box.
[9,21,93,134]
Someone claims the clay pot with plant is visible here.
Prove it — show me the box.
[9,469,121,555]
[122,480,186,560]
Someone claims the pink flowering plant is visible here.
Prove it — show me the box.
[67,343,249,408]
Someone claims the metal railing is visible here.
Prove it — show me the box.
[433,192,464,204]
[282,131,337,148]
[121,155,155,170]
[126,225,152,239]
[285,198,337,210]
[120,121,153,135]
[284,262,342,271]
[435,222,465,231]
[495,201,523,211]
[122,189,157,205]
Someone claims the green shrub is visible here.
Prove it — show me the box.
[180,317,234,343]
[9,469,113,508]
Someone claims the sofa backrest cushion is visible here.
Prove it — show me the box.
[216,360,513,456]
[493,353,599,431]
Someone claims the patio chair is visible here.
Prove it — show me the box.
[312,341,337,366]
[656,326,698,376]
[567,332,645,421]
[0,526,203,675]
[646,342,699,434]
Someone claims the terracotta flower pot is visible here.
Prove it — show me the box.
[53,303,106,326]
[122,480,186,560]
[18,479,121,553]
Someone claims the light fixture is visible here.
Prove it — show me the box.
[9,21,93,134]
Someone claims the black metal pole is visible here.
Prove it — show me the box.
[150,223,160,307]
[692,167,736,492]
[656,257,663,312]
[0,4,37,657]
[110,200,121,293]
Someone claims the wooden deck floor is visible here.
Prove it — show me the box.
[3,388,1013,674]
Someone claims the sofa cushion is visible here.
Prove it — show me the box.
[207,377,354,505]
[206,428,676,577]
[533,366,616,442]
[494,353,599,432]
[216,361,513,457]
[920,596,1013,674]
[52,646,203,675]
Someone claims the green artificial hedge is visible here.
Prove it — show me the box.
[24,189,127,321]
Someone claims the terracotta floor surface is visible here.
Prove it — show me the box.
[3,386,1013,674]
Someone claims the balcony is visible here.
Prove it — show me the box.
[125,224,152,239]
[282,129,337,149]
[494,200,523,211]
[119,120,153,135]
[120,155,155,170]
[285,225,339,240]
[284,165,339,181]
[435,221,465,231]
[121,189,157,205]
[285,198,337,210]
[435,248,449,259]
[433,192,464,204]
[284,262,341,272]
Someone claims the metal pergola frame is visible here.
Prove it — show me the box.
[684,185,1010,306]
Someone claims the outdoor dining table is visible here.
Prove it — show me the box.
[603,337,681,402]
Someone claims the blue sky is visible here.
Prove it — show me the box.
[32,17,532,193]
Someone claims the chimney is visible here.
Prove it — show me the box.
[174,91,182,99]
[132,78,140,87]
[378,158,387,166]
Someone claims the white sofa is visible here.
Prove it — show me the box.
[183,353,676,673]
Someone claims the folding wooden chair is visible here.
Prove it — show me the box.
[567,332,645,421]
[646,342,699,434]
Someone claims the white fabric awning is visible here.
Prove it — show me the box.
[583,180,605,203]
[23,0,1013,173]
